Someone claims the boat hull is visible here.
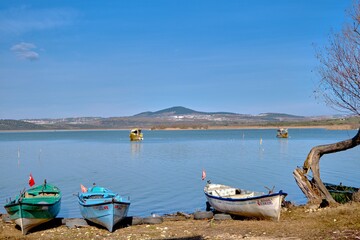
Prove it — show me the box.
[78,186,130,232]
[324,182,359,203]
[5,203,60,234]
[205,184,287,221]
[79,200,130,232]
[130,134,143,141]
[14,217,54,235]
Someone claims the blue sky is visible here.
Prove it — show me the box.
[0,0,352,119]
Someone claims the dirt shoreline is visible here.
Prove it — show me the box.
[1,202,360,239]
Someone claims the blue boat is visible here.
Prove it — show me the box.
[78,185,130,232]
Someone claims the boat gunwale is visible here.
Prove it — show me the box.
[78,197,130,207]
[79,200,130,207]
[204,190,287,202]
[4,198,62,208]
[324,182,359,192]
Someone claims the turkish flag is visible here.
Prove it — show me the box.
[29,173,35,187]
[202,169,206,181]
[80,184,88,193]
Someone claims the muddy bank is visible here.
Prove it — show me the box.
[1,202,360,239]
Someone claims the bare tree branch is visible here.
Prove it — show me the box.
[294,1,360,205]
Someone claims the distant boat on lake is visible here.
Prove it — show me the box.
[78,185,130,232]
[129,128,143,141]
[204,182,287,220]
[4,180,61,235]
[276,128,288,138]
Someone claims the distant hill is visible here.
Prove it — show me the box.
[134,106,306,121]
[0,106,355,131]
[0,119,46,130]
[134,106,237,117]
[256,113,305,121]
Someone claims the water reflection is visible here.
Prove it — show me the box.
[130,142,142,156]
[278,138,288,155]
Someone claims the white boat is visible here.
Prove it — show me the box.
[204,183,287,221]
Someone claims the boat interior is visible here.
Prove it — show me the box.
[82,194,112,199]
[25,192,59,198]
[206,185,255,198]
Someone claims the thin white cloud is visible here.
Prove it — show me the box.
[11,42,39,61]
[0,5,77,35]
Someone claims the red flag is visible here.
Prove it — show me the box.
[80,184,88,193]
[29,173,35,187]
[202,169,206,180]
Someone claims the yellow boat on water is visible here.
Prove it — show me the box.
[276,128,289,138]
[276,128,288,138]
[129,128,143,141]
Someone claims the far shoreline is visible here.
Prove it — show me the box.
[0,124,357,133]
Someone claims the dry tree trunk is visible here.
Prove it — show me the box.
[293,128,360,204]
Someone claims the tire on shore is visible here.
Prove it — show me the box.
[194,211,213,220]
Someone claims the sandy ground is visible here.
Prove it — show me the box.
[1,202,360,240]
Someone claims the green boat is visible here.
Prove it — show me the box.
[324,182,359,204]
[4,180,61,235]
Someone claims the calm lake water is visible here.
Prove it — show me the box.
[0,128,359,218]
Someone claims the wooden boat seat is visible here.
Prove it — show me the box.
[208,187,255,198]
[38,192,58,196]
[85,195,104,199]
[25,192,36,197]
[25,192,58,198]
[209,187,238,197]
[228,193,255,198]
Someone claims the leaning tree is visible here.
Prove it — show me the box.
[293,1,360,204]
